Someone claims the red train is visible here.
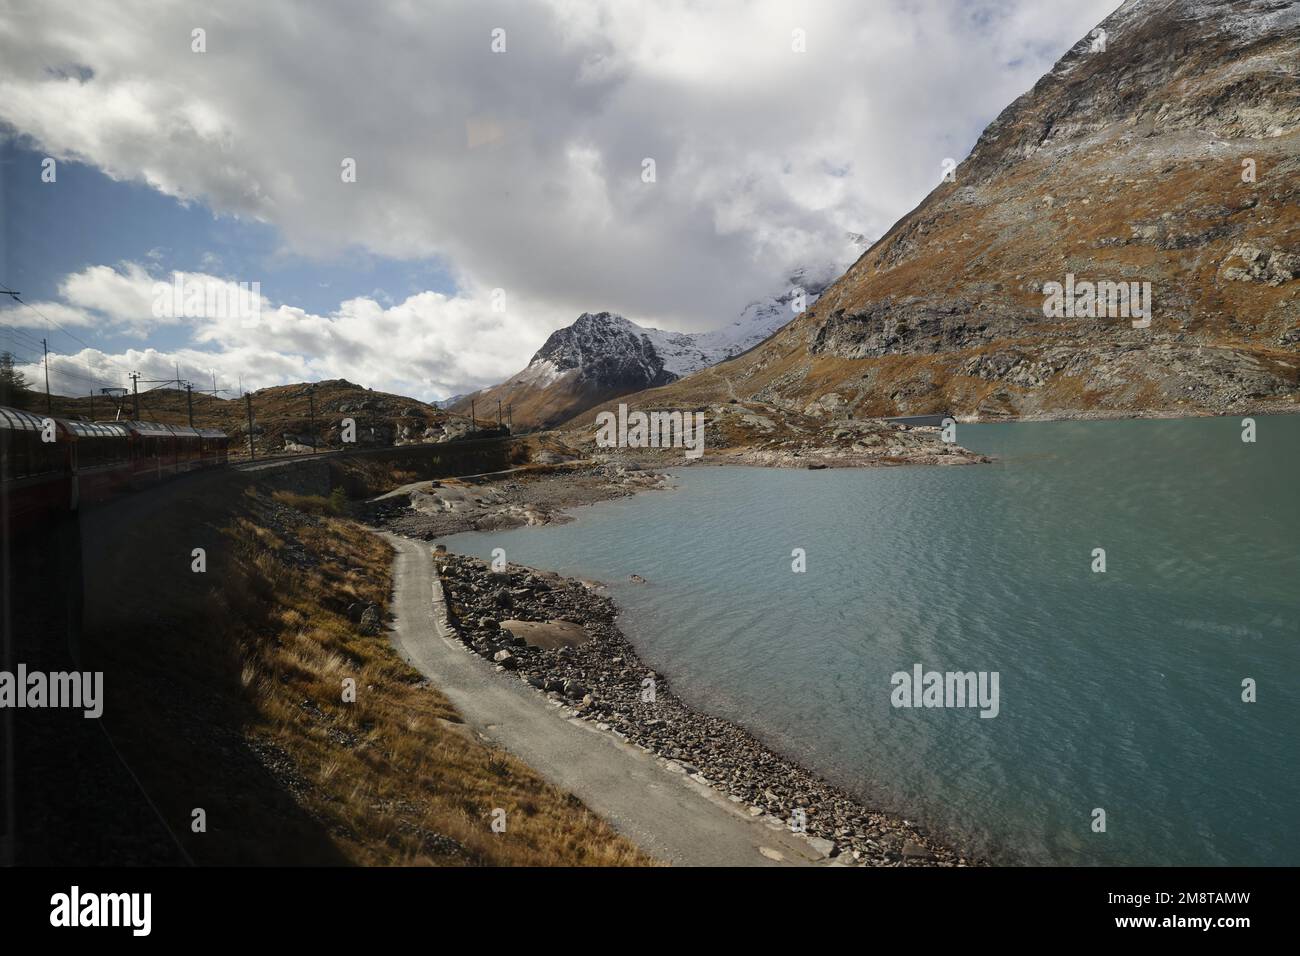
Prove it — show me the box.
[0,405,229,537]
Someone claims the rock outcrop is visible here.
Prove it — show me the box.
[596,0,1300,424]
[453,269,835,430]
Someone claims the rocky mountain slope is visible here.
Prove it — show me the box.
[593,0,1300,427]
[452,269,833,430]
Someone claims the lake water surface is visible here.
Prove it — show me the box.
[441,416,1299,865]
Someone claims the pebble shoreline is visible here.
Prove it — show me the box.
[434,551,983,866]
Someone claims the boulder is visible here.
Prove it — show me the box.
[902,841,935,861]
[498,619,589,650]
[806,837,837,858]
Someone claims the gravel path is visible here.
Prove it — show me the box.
[381,532,836,866]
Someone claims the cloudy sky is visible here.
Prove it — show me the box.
[0,0,1120,402]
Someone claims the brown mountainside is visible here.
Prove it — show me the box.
[585,0,1300,429]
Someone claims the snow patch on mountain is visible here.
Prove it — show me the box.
[512,357,568,388]
[515,268,836,384]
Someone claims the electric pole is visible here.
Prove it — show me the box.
[308,383,317,452]
[89,390,94,420]
[129,371,141,419]
[41,337,50,414]
[185,382,194,427]
[245,392,256,461]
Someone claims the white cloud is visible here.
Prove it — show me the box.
[0,1,1120,316]
[4,263,263,336]
[7,262,566,400]
[0,0,1122,394]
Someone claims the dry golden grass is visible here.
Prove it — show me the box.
[229,512,651,866]
[270,489,345,515]
[82,474,653,866]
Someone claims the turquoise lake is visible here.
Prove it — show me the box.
[441,416,1300,865]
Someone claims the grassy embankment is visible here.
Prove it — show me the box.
[81,472,650,865]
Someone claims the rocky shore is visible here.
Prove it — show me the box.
[433,551,981,866]
[363,462,672,539]
[958,398,1300,423]
[362,412,991,541]
[560,400,991,470]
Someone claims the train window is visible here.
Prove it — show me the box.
[4,434,24,478]
[20,430,32,478]
[32,429,47,475]
[30,433,45,475]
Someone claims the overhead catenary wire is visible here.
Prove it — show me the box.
[0,282,129,361]
[0,330,135,403]
[0,342,125,395]
[0,280,138,387]
[0,344,40,365]
[0,284,213,409]
[0,317,125,391]
[0,325,114,387]
[0,324,46,351]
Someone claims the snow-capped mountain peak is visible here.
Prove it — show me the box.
[455,271,833,430]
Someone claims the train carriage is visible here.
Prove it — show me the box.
[196,426,229,467]
[122,419,179,486]
[1,404,233,538]
[167,423,205,473]
[0,405,72,535]
[65,419,132,506]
